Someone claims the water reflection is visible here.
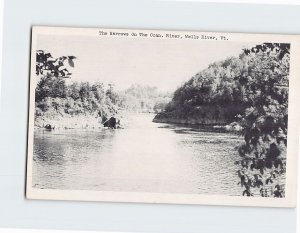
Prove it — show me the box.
[33,113,244,195]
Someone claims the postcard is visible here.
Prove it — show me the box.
[26,26,300,207]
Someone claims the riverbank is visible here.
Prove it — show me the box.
[153,105,244,125]
[34,110,136,130]
[35,114,104,129]
[153,108,243,132]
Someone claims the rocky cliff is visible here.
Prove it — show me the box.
[153,105,245,126]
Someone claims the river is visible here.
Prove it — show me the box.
[33,113,244,196]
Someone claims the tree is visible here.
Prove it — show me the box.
[35,75,67,101]
[161,56,247,121]
[67,82,81,100]
[36,50,76,78]
[235,43,290,197]
[91,82,106,102]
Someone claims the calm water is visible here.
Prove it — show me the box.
[33,113,244,196]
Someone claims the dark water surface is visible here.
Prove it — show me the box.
[33,114,243,196]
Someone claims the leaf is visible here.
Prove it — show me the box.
[242,190,248,196]
[241,175,245,187]
[45,53,52,58]
[237,170,242,178]
[260,168,264,175]
[274,159,283,169]
[68,58,74,67]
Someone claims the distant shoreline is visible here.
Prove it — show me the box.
[153,113,243,132]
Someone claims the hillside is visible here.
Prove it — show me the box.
[153,44,289,128]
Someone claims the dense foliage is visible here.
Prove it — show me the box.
[163,55,251,124]
[235,43,289,197]
[36,77,171,118]
[162,43,290,197]
[35,51,171,127]
[36,50,76,78]
[35,77,120,119]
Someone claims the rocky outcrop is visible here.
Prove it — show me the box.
[44,124,55,130]
[153,105,244,126]
[103,117,120,129]
[213,122,243,132]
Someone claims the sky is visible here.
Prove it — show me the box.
[37,34,255,92]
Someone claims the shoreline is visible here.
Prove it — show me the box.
[34,111,243,133]
[34,114,104,130]
[153,114,243,132]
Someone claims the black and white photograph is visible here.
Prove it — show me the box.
[26,26,300,207]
